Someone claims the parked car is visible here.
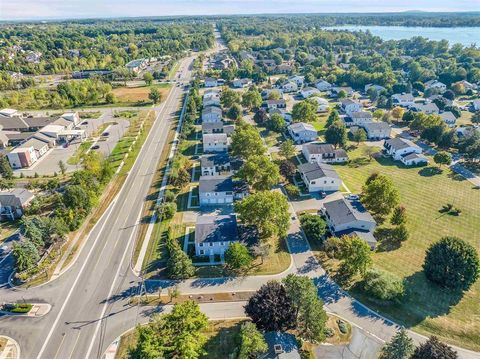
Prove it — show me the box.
[102,132,110,137]
[347,194,360,200]
[91,145,100,150]
[81,121,88,125]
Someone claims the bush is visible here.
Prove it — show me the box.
[9,303,33,313]
[285,184,300,198]
[159,202,177,220]
[164,189,176,202]
[300,214,327,244]
[362,268,405,301]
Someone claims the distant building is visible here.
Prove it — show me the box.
[125,59,147,73]
[439,111,457,126]
[340,99,362,116]
[204,77,218,88]
[263,99,287,111]
[425,80,447,93]
[315,80,332,91]
[232,78,252,88]
[300,87,320,99]
[410,102,440,115]
[391,93,415,107]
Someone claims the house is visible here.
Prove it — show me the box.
[21,138,49,158]
[280,81,298,93]
[201,153,231,176]
[223,124,235,136]
[61,112,80,126]
[275,64,293,74]
[322,197,377,249]
[202,122,224,134]
[345,111,372,127]
[365,84,386,94]
[439,111,457,126]
[411,102,440,115]
[125,59,147,73]
[199,175,234,206]
[425,80,447,93]
[263,99,287,111]
[340,99,363,115]
[203,91,221,107]
[315,80,332,91]
[201,106,222,123]
[384,137,423,161]
[287,122,317,144]
[453,80,477,91]
[331,86,354,97]
[232,78,252,88]
[310,97,329,113]
[261,332,301,359]
[0,189,35,220]
[203,133,228,153]
[363,122,391,140]
[195,214,239,256]
[204,77,218,88]
[261,89,283,100]
[300,87,320,99]
[298,162,342,192]
[392,93,415,107]
[7,146,38,169]
[401,153,429,166]
[288,75,305,87]
[302,143,349,164]
[473,99,480,111]
[0,108,19,118]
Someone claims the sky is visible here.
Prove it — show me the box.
[1,0,479,21]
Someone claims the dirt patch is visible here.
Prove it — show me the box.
[132,291,255,306]
[112,85,170,103]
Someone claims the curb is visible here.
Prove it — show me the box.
[0,335,20,359]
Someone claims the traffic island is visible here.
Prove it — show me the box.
[0,303,51,317]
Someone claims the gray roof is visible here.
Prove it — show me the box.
[351,111,372,119]
[265,99,286,106]
[202,122,223,131]
[304,143,335,154]
[0,116,29,130]
[402,153,427,161]
[288,122,316,133]
[0,188,35,207]
[412,103,439,113]
[340,98,356,106]
[201,153,230,167]
[392,93,414,102]
[323,197,375,227]
[195,215,238,244]
[335,229,377,248]
[24,116,55,128]
[203,133,227,142]
[199,175,233,193]
[21,138,49,151]
[298,162,339,181]
[439,111,456,123]
[261,332,301,359]
[384,137,418,151]
[363,122,391,132]
[202,106,222,115]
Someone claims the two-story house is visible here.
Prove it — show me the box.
[302,143,349,164]
[195,214,238,256]
[363,122,391,140]
[203,133,228,153]
[298,162,342,192]
[0,188,35,220]
[384,137,427,165]
[201,153,231,176]
[391,93,415,107]
[287,122,317,144]
[300,87,320,99]
[199,175,234,206]
[340,99,363,116]
[202,106,222,123]
[344,111,372,127]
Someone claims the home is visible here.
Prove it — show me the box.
[331,86,354,97]
[315,80,332,91]
[364,84,386,94]
[439,111,457,126]
[204,77,218,88]
[125,59,147,73]
[21,138,49,158]
[201,106,222,123]
[263,99,287,111]
[194,214,239,256]
[275,64,293,74]
[302,143,349,164]
[203,133,228,153]
[453,80,477,91]
[410,102,440,115]
[232,78,252,88]
[287,122,317,144]
[340,99,363,116]
[344,111,372,127]
[322,197,377,249]
[7,146,38,169]
[261,89,283,100]
[383,137,423,161]
[288,75,305,87]
[473,99,480,112]
[400,153,429,166]
[363,122,391,140]
[199,175,234,206]
[61,112,80,126]
[262,332,301,359]
[270,108,292,122]
[0,188,35,220]
[223,124,235,136]
[203,91,221,107]
[391,93,415,107]
[298,162,342,192]
[201,153,231,176]
[309,97,329,113]
[202,122,224,134]
[425,79,447,93]
[280,81,298,93]
[300,87,320,99]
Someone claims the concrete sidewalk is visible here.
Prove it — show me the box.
[0,336,20,359]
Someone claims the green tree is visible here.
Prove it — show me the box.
[63,185,92,212]
[362,174,400,217]
[239,155,280,191]
[337,235,372,277]
[235,191,290,239]
[130,301,208,359]
[325,121,347,148]
[299,214,327,244]
[12,240,40,272]
[433,151,452,168]
[149,87,161,104]
[227,103,243,121]
[363,268,405,301]
[242,89,262,110]
[143,72,154,85]
[292,99,317,123]
[282,274,328,342]
[0,178,14,190]
[0,154,13,179]
[105,92,115,104]
[237,322,268,359]
[279,139,296,159]
[326,109,340,127]
[391,205,407,225]
[221,88,241,108]
[411,336,458,359]
[225,242,253,270]
[423,236,480,290]
[279,160,296,179]
[380,328,415,359]
[231,122,265,159]
[266,113,286,133]
[167,245,195,279]
[353,128,367,144]
[58,160,66,176]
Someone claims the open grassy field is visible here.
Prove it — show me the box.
[112,83,171,105]
[331,144,480,350]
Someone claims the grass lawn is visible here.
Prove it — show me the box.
[112,83,171,106]
[0,220,19,244]
[329,144,480,350]
[456,111,473,126]
[312,112,329,135]
[67,140,93,165]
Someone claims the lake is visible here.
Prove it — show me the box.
[325,25,480,47]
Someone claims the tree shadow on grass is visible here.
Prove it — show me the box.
[447,171,467,182]
[418,166,442,177]
[375,228,402,252]
[203,322,243,358]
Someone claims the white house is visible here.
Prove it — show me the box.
[473,99,480,111]
[384,137,423,161]
[302,143,349,164]
[263,99,287,110]
[0,188,35,220]
[411,102,440,115]
[300,87,320,99]
[7,146,38,169]
[439,111,457,126]
[340,99,363,115]
[270,108,293,122]
[344,111,372,127]
[288,122,317,144]
[363,122,391,140]
[199,175,234,206]
[392,93,415,107]
[288,75,305,87]
[203,133,228,153]
[298,162,342,192]
[309,97,329,113]
[331,86,354,97]
[204,77,218,87]
[201,153,231,176]
[203,92,221,107]
[322,197,377,248]
[232,78,252,88]
[202,122,224,134]
[425,80,447,93]
[400,153,429,166]
[201,106,222,123]
[315,80,332,91]
[195,214,238,256]
[281,81,298,93]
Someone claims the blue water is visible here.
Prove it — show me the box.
[325,25,480,47]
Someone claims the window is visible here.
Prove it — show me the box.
[209,243,213,247]
[199,250,204,255]
[220,242,224,246]
[199,243,203,247]
[324,180,327,184]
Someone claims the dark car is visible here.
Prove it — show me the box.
[102,132,110,137]
[81,121,88,125]
[91,145,100,150]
